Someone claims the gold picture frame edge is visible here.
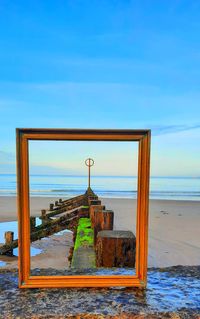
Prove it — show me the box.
[16,128,151,288]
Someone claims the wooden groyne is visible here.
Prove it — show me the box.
[43,194,87,219]
[0,188,95,256]
[1,186,136,269]
[70,194,136,269]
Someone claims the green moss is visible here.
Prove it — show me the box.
[74,218,94,251]
[79,218,91,228]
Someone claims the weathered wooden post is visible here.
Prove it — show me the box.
[4,231,14,256]
[93,209,114,244]
[78,206,89,218]
[88,195,98,201]
[49,203,54,210]
[41,209,48,225]
[88,199,101,206]
[55,200,58,206]
[96,230,136,267]
[59,198,62,203]
[30,216,36,231]
[41,209,46,218]
[89,205,105,227]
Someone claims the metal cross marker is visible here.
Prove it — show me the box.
[85,158,94,189]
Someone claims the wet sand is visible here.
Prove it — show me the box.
[0,196,200,267]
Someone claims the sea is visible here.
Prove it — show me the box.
[0,174,200,201]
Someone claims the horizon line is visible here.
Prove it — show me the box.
[0,173,199,179]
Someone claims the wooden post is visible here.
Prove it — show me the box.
[96,230,136,267]
[89,205,105,227]
[41,209,46,218]
[88,195,98,201]
[49,203,54,211]
[30,217,36,231]
[41,209,48,225]
[78,206,89,218]
[93,210,114,244]
[55,200,58,206]
[59,198,62,203]
[4,231,14,256]
[88,199,101,206]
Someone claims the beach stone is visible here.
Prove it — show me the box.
[0,266,200,318]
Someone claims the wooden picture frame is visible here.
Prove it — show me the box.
[16,128,151,288]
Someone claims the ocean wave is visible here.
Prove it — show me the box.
[0,174,200,201]
[28,189,200,200]
[1,188,200,197]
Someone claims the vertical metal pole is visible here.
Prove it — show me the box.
[85,158,94,190]
[88,158,91,188]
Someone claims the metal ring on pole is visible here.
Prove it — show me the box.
[85,158,94,167]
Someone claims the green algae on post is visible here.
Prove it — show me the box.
[71,217,96,269]
[74,218,94,251]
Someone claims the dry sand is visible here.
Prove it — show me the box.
[0,196,60,222]
[102,198,200,267]
[0,196,200,268]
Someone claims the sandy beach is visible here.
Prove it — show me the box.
[0,196,200,268]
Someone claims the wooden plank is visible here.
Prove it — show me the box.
[0,211,79,255]
[71,218,95,269]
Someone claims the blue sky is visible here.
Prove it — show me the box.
[28,141,138,176]
[0,1,200,176]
